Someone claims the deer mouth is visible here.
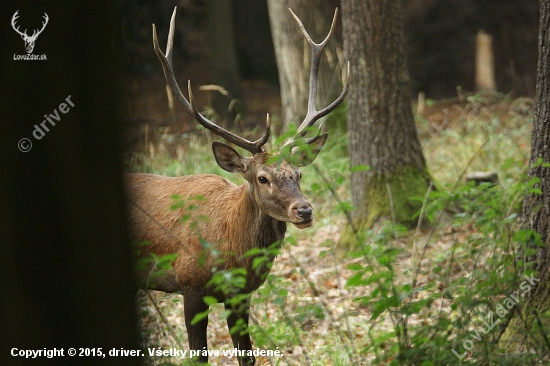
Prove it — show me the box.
[293,219,313,229]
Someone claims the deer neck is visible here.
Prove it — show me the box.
[238,183,287,249]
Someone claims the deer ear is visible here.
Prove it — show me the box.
[212,142,248,173]
[290,133,328,167]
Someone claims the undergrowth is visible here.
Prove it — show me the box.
[129,93,549,365]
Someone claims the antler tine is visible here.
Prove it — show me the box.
[152,6,271,154]
[25,13,50,39]
[33,13,49,38]
[284,8,350,146]
[38,13,49,35]
[11,11,27,37]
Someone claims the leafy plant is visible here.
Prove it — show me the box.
[130,95,546,365]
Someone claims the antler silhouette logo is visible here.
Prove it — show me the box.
[12,11,49,54]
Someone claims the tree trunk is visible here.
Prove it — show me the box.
[267,0,342,131]
[340,0,431,243]
[499,0,550,357]
[206,0,243,127]
[233,0,278,82]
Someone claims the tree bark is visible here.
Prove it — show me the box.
[233,0,278,82]
[340,0,431,243]
[206,0,243,127]
[499,0,550,356]
[267,0,342,131]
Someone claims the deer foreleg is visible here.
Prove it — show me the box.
[225,301,254,366]
[183,291,209,363]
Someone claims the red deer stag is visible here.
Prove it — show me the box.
[128,6,348,365]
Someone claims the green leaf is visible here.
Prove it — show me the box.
[370,296,397,321]
[203,296,218,306]
[191,309,210,325]
[347,263,363,271]
[346,272,365,287]
[335,201,354,214]
[252,256,268,269]
[527,176,541,186]
[243,248,263,257]
[502,158,518,170]
[531,157,544,168]
[350,165,371,173]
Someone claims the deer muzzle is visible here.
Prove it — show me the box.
[289,202,314,229]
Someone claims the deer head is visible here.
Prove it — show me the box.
[152,7,349,229]
[12,11,49,54]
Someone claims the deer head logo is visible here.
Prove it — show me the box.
[12,11,49,54]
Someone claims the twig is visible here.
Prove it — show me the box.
[144,290,187,352]
[288,251,356,363]
[280,297,312,366]
[249,313,295,366]
[386,182,397,230]
[412,139,490,289]
[533,309,550,352]
[411,180,433,272]
[312,163,357,234]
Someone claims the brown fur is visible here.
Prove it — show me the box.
[127,172,290,295]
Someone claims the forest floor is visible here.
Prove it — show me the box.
[126,69,534,365]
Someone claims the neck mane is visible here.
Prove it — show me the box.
[237,183,287,250]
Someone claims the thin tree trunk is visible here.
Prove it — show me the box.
[206,0,243,127]
[233,0,278,81]
[340,0,430,243]
[522,0,550,277]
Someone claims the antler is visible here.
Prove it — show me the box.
[30,13,49,40]
[152,7,271,155]
[11,12,49,40]
[284,8,350,147]
[11,11,26,38]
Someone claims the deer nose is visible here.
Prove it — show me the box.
[292,203,313,221]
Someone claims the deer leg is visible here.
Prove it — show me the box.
[183,291,209,363]
[225,301,255,366]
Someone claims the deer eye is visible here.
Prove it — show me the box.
[258,176,269,184]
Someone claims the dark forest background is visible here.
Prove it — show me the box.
[120,0,539,100]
